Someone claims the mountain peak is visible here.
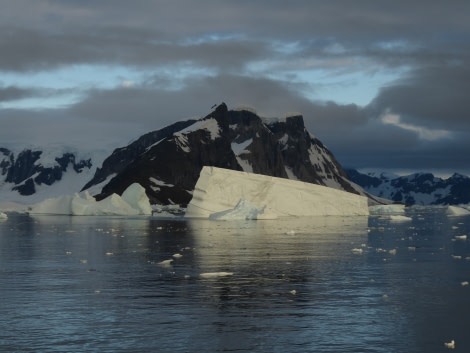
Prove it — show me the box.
[84,105,362,205]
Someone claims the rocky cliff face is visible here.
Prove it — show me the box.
[345,168,470,205]
[0,148,92,196]
[84,103,364,206]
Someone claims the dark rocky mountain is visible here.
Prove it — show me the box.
[0,147,92,196]
[83,103,366,206]
[345,168,470,205]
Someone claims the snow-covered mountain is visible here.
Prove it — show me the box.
[1,104,366,206]
[345,168,470,205]
[0,147,99,203]
[82,103,366,206]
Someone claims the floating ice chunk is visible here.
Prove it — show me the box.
[0,212,7,220]
[369,204,406,214]
[200,272,233,278]
[446,206,470,216]
[351,248,363,254]
[461,281,469,286]
[454,235,467,241]
[173,253,183,259]
[389,215,412,222]
[157,259,173,267]
[444,340,455,349]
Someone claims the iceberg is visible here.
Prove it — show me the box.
[446,205,470,216]
[209,199,278,220]
[369,204,406,214]
[29,183,152,216]
[185,166,369,218]
[121,183,153,215]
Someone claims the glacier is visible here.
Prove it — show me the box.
[185,166,369,219]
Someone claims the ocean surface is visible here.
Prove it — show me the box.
[1,207,469,352]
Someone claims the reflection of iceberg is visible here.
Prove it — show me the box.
[29,183,152,216]
[185,166,369,218]
[188,215,369,274]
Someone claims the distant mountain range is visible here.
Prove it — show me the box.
[345,169,470,205]
[1,103,468,206]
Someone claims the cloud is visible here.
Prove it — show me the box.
[1,0,470,175]
[0,85,35,102]
[370,64,470,131]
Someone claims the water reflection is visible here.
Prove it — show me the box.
[1,211,469,352]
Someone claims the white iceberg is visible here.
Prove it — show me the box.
[369,204,406,214]
[185,166,369,218]
[446,205,470,216]
[209,199,278,220]
[121,183,153,215]
[29,183,152,216]
[0,212,7,220]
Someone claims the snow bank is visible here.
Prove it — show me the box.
[446,205,470,216]
[185,166,369,218]
[29,183,152,216]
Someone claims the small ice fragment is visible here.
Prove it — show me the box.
[389,215,412,222]
[285,230,296,235]
[65,251,72,255]
[388,249,397,255]
[105,252,114,256]
[444,340,455,349]
[351,248,363,254]
[157,259,173,267]
[200,272,233,278]
[289,289,297,295]
[454,235,467,241]
[173,253,183,259]
[80,259,88,264]
[451,255,462,260]
[461,281,469,286]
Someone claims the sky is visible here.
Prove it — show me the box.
[1,0,469,176]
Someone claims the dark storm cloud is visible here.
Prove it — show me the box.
[0,85,35,101]
[370,64,470,131]
[1,0,470,174]
[0,25,268,72]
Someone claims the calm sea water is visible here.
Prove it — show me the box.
[1,207,469,353]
